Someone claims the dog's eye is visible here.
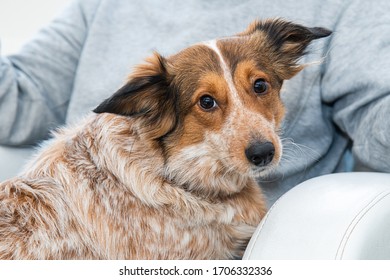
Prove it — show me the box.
[199,95,217,111]
[253,79,269,95]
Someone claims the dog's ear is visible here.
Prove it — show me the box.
[241,19,332,79]
[93,52,177,139]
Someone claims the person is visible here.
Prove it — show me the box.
[0,0,389,206]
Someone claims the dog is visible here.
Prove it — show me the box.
[0,19,330,259]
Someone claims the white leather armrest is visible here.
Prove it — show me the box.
[0,146,34,181]
[244,172,390,259]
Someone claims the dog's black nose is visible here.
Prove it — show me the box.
[245,141,275,167]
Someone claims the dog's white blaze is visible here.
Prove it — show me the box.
[203,40,276,129]
[203,39,252,146]
[203,39,279,151]
[203,40,242,105]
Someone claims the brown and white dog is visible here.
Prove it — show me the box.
[0,19,330,259]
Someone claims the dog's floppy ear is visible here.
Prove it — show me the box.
[241,19,332,79]
[94,52,177,139]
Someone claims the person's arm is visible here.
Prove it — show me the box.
[0,0,100,146]
[322,0,390,172]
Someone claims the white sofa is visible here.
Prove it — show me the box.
[244,172,390,259]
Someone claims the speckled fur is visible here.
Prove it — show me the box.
[0,19,330,259]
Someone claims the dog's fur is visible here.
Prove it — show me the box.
[0,19,330,259]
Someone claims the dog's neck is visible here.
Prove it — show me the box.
[161,149,252,199]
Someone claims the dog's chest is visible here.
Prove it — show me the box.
[85,184,262,259]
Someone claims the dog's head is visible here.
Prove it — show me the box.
[94,19,331,196]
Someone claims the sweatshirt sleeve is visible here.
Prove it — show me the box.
[0,0,99,146]
[321,0,390,172]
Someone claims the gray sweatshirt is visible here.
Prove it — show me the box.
[1,0,390,205]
